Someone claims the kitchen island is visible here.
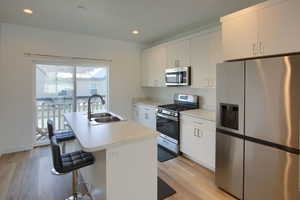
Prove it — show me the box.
[64,112,159,200]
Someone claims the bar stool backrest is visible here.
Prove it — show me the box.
[50,136,64,173]
[47,120,54,140]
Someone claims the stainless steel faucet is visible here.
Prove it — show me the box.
[87,94,106,121]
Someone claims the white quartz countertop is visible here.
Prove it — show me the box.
[64,112,159,152]
[181,109,216,122]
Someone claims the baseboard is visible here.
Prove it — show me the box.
[0,145,33,155]
[182,153,215,172]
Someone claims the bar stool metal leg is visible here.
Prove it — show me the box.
[66,170,84,200]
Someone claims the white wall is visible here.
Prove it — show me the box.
[0,23,144,154]
[143,87,216,111]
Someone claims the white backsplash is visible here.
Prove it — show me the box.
[142,87,216,111]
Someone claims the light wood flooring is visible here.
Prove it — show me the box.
[0,146,235,200]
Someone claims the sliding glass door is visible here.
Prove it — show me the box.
[35,63,108,144]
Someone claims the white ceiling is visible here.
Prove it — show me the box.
[0,0,265,44]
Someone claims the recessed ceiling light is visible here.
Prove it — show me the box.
[132,30,140,35]
[23,9,33,14]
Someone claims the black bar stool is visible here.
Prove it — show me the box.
[47,120,76,152]
[47,120,76,175]
[50,136,95,200]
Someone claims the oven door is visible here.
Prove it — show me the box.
[156,113,179,143]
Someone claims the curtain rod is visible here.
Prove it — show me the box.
[24,53,112,62]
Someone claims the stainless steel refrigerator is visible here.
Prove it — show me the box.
[215,55,300,200]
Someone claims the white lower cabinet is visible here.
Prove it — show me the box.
[133,104,156,130]
[180,114,216,170]
[133,104,141,123]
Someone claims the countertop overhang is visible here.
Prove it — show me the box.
[64,112,159,152]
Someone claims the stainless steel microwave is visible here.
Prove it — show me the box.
[165,67,191,86]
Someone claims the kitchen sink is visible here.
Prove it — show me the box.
[91,112,112,118]
[94,116,121,123]
[88,112,123,125]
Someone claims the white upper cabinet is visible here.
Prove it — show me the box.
[141,45,166,87]
[258,0,300,56]
[141,48,151,87]
[141,27,221,88]
[190,30,222,88]
[166,40,190,67]
[152,45,167,87]
[221,0,300,61]
[221,11,259,61]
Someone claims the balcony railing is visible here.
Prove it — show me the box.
[36,96,106,132]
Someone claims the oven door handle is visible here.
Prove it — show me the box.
[157,113,178,121]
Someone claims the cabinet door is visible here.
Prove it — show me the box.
[180,117,197,155]
[146,108,157,130]
[133,105,140,122]
[138,106,157,130]
[141,46,167,87]
[136,105,145,124]
[222,11,259,61]
[141,49,151,87]
[209,31,223,87]
[258,0,300,56]
[190,30,222,88]
[151,45,167,87]
[193,119,216,169]
[167,40,190,67]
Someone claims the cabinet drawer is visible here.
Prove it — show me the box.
[181,115,215,129]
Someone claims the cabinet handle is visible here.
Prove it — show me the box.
[259,41,264,55]
[252,43,257,56]
[197,129,203,138]
[194,128,197,136]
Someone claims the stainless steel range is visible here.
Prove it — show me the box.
[156,94,199,154]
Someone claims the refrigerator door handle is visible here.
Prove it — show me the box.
[216,128,244,139]
[245,135,300,155]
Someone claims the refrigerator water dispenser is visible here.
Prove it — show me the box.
[220,103,239,130]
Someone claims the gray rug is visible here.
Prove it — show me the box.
[158,177,176,200]
[158,145,177,162]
